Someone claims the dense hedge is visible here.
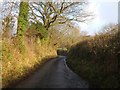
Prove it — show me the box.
[67,25,119,88]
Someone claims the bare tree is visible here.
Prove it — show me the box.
[29,1,92,30]
[1,1,20,37]
[48,20,81,48]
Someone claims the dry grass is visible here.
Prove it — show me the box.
[2,36,57,87]
[67,25,119,88]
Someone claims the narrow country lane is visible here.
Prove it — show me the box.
[15,56,89,88]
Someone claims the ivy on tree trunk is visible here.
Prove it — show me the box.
[17,1,28,37]
[17,1,28,54]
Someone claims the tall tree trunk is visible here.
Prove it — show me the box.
[17,1,28,37]
[17,1,28,54]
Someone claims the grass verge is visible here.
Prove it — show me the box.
[2,36,57,88]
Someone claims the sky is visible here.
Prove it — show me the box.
[0,0,119,35]
[79,0,119,35]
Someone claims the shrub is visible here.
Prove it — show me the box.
[67,24,119,88]
[27,22,48,39]
[2,36,57,87]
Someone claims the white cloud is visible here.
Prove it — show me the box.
[79,0,118,35]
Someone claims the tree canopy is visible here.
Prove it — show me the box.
[29,1,92,30]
